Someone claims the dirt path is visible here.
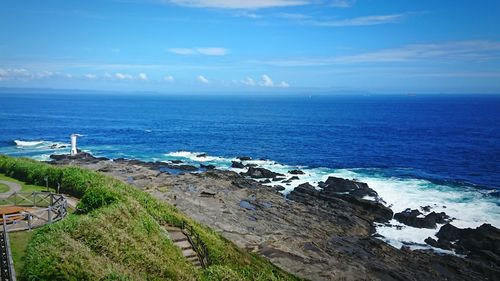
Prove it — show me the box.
[0,180,21,198]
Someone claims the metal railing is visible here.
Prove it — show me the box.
[178,221,211,268]
[1,216,16,281]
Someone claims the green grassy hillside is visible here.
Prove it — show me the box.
[0,155,301,281]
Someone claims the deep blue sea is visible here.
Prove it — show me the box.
[1,92,499,248]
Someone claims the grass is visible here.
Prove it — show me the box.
[9,231,35,277]
[0,155,302,281]
[0,182,10,193]
[0,173,54,193]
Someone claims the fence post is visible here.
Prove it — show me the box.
[28,214,32,230]
[48,206,52,224]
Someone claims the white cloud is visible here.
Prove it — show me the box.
[115,73,134,80]
[163,75,175,82]
[241,77,256,86]
[83,73,97,80]
[330,0,356,8]
[311,14,404,27]
[167,48,197,55]
[195,47,228,56]
[240,74,290,88]
[197,75,210,84]
[168,0,307,9]
[0,68,30,80]
[35,71,55,78]
[167,47,228,56]
[253,40,500,67]
[0,68,76,80]
[260,74,274,87]
[277,81,290,88]
[278,13,310,20]
[138,73,148,81]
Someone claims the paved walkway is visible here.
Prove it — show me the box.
[0,180,21,199]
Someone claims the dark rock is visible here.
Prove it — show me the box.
[170,160,183,164]
[274,185,285,192]
[335,194,394,223]
[394,209,451,229]
[424,237,438,247]
[173,165,198,171]
[231,161,245,169]
[272,177,286,181]
[320,176,378,199]
[237,156,252,161]
[289,183,318,197]
[288,181,393,223]
[421,205,431,212]
[262,179,271,184]
[200,164,216,170]
[433,223,500,262]
[196,153,207,157]
[243,167,284,179]
[288,169,305,175]
[282,176,299,183]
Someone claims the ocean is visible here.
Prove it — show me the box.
[0,91,499,249]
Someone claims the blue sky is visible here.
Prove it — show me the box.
[1,0,499,93]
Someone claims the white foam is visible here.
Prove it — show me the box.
[165,151,232,163]
[14,140,44,146]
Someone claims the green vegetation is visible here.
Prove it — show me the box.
[0,182,10,193]
[0,173,54,193]
[9,231,35,275]
[0,155,301,281]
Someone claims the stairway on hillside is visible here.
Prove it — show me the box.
[164,225,202,268]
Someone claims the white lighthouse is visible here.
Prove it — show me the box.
[70,134,82,156]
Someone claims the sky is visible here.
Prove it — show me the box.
[0,0,500,94]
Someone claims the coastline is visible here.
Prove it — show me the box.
[46,152,500,280]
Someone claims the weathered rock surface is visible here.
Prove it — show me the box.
[426,223,500,264]
[243,166,284,179]
[231,161,245,168]
[319,176,378,199]
[394,209,452,229]
[49,153,500,281]
[200,164,216,170]
[237,156,252,161]
[288,169,305,175]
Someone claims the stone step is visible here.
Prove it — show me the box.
[186,255,199,262]
[182,249,197,258]
[170,231,188,242]
[174,240,192,250]
[164,226,181,232]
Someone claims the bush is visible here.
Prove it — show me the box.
[77,185,121,213]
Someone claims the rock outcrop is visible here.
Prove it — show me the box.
[319,176,378,199]
[426,223,500,264]
[242,166,284,179]
[394,209,452,229]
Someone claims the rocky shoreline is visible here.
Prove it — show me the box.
[49,153,500,280]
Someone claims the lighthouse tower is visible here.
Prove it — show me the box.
[70,134,80,156]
